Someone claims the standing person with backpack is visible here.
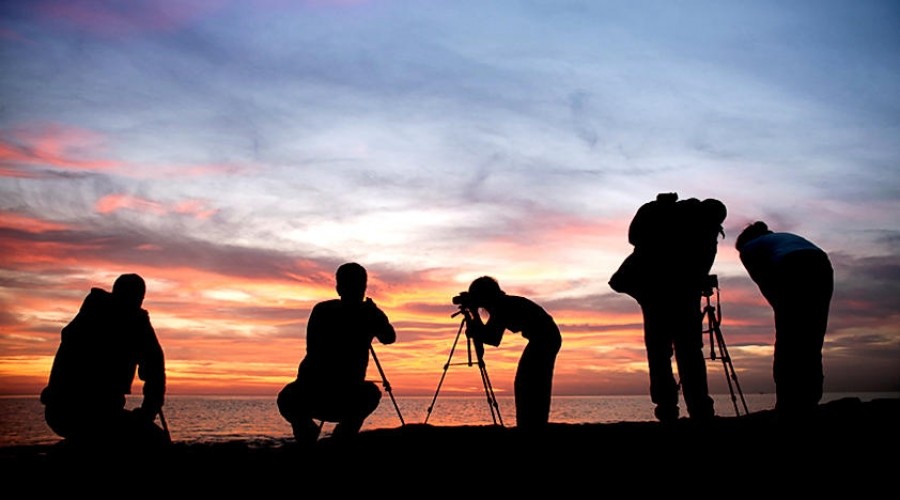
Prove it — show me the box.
[610,193,727,423]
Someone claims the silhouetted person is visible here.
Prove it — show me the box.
[735,221,833,421]
[40,273,169,452]
[278,262,397,445]
[461,276,562,430]
[610,192,727,422]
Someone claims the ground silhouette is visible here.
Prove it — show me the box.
[2,397,896,494]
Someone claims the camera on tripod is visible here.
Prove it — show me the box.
[426,291,504,426]
[702,274,718,298]
[452,291,475,310]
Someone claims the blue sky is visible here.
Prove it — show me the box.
[1,0,898,398]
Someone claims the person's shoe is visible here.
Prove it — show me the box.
[331,420,363,439]
[291,420,321,446]
[687,404,715,421]
[654,405,680,423]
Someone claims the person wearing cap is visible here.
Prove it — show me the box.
[461,276,562,430]
[277,262,397,445]
[40,273,169,451]
[611,193,727,423]
[735,221,833,421]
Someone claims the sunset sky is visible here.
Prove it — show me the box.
[1,1,898,403]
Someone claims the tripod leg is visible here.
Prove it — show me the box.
[701,287,750,417]
[370,345,405,426]
[477,360,504,426]
[715,326,750,415]
[717,329,740,416]
[425,319,466,424]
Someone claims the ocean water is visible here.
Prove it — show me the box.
[1,392,895,448]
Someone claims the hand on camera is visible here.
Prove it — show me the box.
[364,298,390,323]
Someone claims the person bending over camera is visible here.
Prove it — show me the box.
[458,276,562,430]
[735,221,833,422]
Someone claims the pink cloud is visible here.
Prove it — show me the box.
[95,194,219,220]
[173,200,218,220]
[1,122,247,179]
[1,123,120,172]
[38,0,229,37]
[0,212,71,233]
[95,194,167,216]
[0,165,44,179]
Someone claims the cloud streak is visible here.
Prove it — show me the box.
[1,0,898,400]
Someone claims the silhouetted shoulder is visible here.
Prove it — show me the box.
[82,287,112,307]
[505,295,547,314]
[311,299,343,312]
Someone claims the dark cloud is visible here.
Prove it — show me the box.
[0,221,331,282]
[830,252,900,327]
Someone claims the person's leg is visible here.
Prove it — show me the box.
[44,403,76,440]
[671,290,714,420]
[333,382,381,437]
[641,298,680,422]
[774,253,833,419]
[47,401,119,447]
[773,301,807,420]
[513,342,558,429]
[128,409,169,446]
[796,254,832,410]
[277,381,320,445]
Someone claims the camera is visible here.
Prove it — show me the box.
[452,291,471,307]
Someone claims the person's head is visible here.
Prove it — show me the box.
[467,276,504,308]
[701,199,727,226]
[735,221,773,251]
[701,198,727,237]
[335,262,367,303]
[112,273,146,309]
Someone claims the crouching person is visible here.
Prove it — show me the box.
[278,263,396,445]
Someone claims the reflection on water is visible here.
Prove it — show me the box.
[2,392,894,447]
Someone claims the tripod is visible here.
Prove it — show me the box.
[702,275,750,416]
[424,309,504,426]
[370,345,405,426]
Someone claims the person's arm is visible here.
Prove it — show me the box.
[465,308,504,347]
[136,310,166,417]
[364,298,396,345]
